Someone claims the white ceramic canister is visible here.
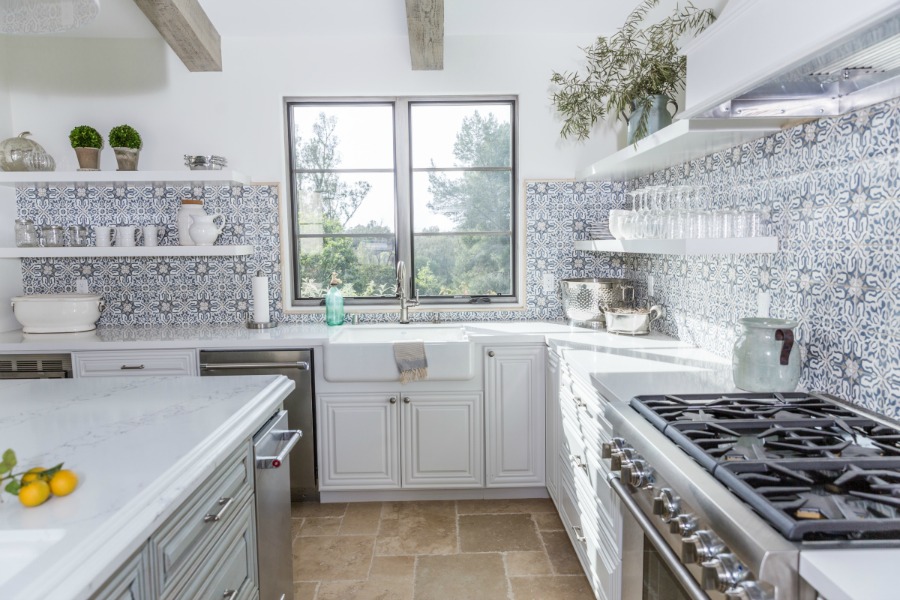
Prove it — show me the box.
[177,199,207,245]
[732,317,801,392]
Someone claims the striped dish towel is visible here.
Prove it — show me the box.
[394,341,428,384]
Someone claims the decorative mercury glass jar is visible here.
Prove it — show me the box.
[732,317,801,392]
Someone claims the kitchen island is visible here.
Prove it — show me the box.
[0,374,293,600]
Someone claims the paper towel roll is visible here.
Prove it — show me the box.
[252,273,270,324]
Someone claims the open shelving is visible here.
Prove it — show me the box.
[574,237,778,255]
[0,245,255,258]
[576,119,786,181]
[0,170,250,187]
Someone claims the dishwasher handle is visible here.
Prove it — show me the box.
[201,361,309,371]
[256,430,303,469]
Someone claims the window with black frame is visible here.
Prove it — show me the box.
[285,97,517,308]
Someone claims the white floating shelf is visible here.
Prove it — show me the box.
[576,119,788,181]
[0,170,250,187]
[574,237,779,255]
[0,245,255,258]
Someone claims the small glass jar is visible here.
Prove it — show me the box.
[15,218,37,247]
[67,225,89,247]
[40,225,64,247]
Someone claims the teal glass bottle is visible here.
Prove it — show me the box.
[325,272,344,326]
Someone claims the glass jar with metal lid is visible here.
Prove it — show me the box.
[40,225,64,247]
[15,218,37,247]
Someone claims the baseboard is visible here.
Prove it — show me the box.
[319,486,549,503]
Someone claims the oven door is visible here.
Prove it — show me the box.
[611,472,710,600]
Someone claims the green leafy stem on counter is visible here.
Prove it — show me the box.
[0,448,64,496]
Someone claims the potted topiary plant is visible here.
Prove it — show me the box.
[550,0,715,144]
[68,125,103,171]
[108,124,142,171]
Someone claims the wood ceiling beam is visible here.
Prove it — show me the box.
[132,0,222,72]
[405,0,444,70]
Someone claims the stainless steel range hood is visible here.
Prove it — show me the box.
[681,0,900,120]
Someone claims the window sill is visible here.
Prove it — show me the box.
[281,300,526,316]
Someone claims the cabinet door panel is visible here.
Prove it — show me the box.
[402,392,483,488]
[546,350,561,502]
[485,346,546,487]
[318,393,400,489]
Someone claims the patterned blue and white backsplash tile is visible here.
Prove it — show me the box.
[14,97,899,416]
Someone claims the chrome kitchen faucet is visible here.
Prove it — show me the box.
[396,261,419,324]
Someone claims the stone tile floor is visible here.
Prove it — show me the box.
[291,498,595,600]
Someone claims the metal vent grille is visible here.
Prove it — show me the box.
[0,354,72,374]
[809,32,900,76]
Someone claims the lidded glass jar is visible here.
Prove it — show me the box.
[15,218,37,247]
[177,199,207,245]
[40,225,65,247]
[732,317,801,392]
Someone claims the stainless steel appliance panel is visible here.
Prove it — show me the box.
[0,353,72,379]
[254,409,301,600]
[200,349,316,501]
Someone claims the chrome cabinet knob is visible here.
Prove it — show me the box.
[700,553,748,592]
[724,581,772,600]
[487,350,495,357]
[403,397,411,404]
[389,397,397,404]
[681,530,724,564]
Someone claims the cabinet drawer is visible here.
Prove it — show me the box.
[74,349,198,377]
[91,545,153,600]
[165,497,258,600]
[559,418,619,540]
[153,443,253,596]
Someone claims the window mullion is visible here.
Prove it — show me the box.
[394,98,413,298]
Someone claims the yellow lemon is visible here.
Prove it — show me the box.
[18,480,51,507]
[21,467,47,485]
[49,469,78,497]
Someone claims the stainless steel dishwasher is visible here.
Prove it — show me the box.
[199,349,317,501]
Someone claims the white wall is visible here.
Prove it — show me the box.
[3,32,619,183]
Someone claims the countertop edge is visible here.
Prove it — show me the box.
[13,376,294,600]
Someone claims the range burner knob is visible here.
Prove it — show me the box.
[681,530,724,564]
[669,513,697,536]
[621,459,652,488]
[652,488,680,521]
[610,447,634,471]
[600,437,625,459]
[724,581,773,600]
[701,553,748,592]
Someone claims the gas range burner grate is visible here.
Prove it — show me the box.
[630,392,900,541]
[717,459,900,540]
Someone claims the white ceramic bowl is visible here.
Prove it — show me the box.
[10,293,104,333]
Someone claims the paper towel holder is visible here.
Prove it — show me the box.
[246,319,278,329]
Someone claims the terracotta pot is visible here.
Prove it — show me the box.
[74,147,100,171]
[113,147,140,171]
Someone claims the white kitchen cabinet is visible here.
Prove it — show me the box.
[484,345,545,487]
[318,391,483,490]
[402,392,483,488]
[317,392,400,489]
[73,349,198,377]
[545,349,561,502]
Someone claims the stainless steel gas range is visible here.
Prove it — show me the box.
[605,392,900,600]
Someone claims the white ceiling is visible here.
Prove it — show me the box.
[61,0,724,39]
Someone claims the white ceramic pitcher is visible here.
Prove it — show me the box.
[188,213,225,246]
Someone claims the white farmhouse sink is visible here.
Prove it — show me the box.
[0,529,65,586]
[323,325,474,382]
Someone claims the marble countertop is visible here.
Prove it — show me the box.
[0,375,294,600]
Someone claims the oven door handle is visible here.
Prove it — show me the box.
[607,473,710,600]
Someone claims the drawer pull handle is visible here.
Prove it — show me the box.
[572,455,588,471]
[120,364,145,370]
[222,590,237,600]
[204,496,235,523]
[572,525,586,543]
[574,397,587,408]
[257,430,303,469]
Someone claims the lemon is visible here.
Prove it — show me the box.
[49,469,78,497]
[21,467,47,485]
[18,480,51,507]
